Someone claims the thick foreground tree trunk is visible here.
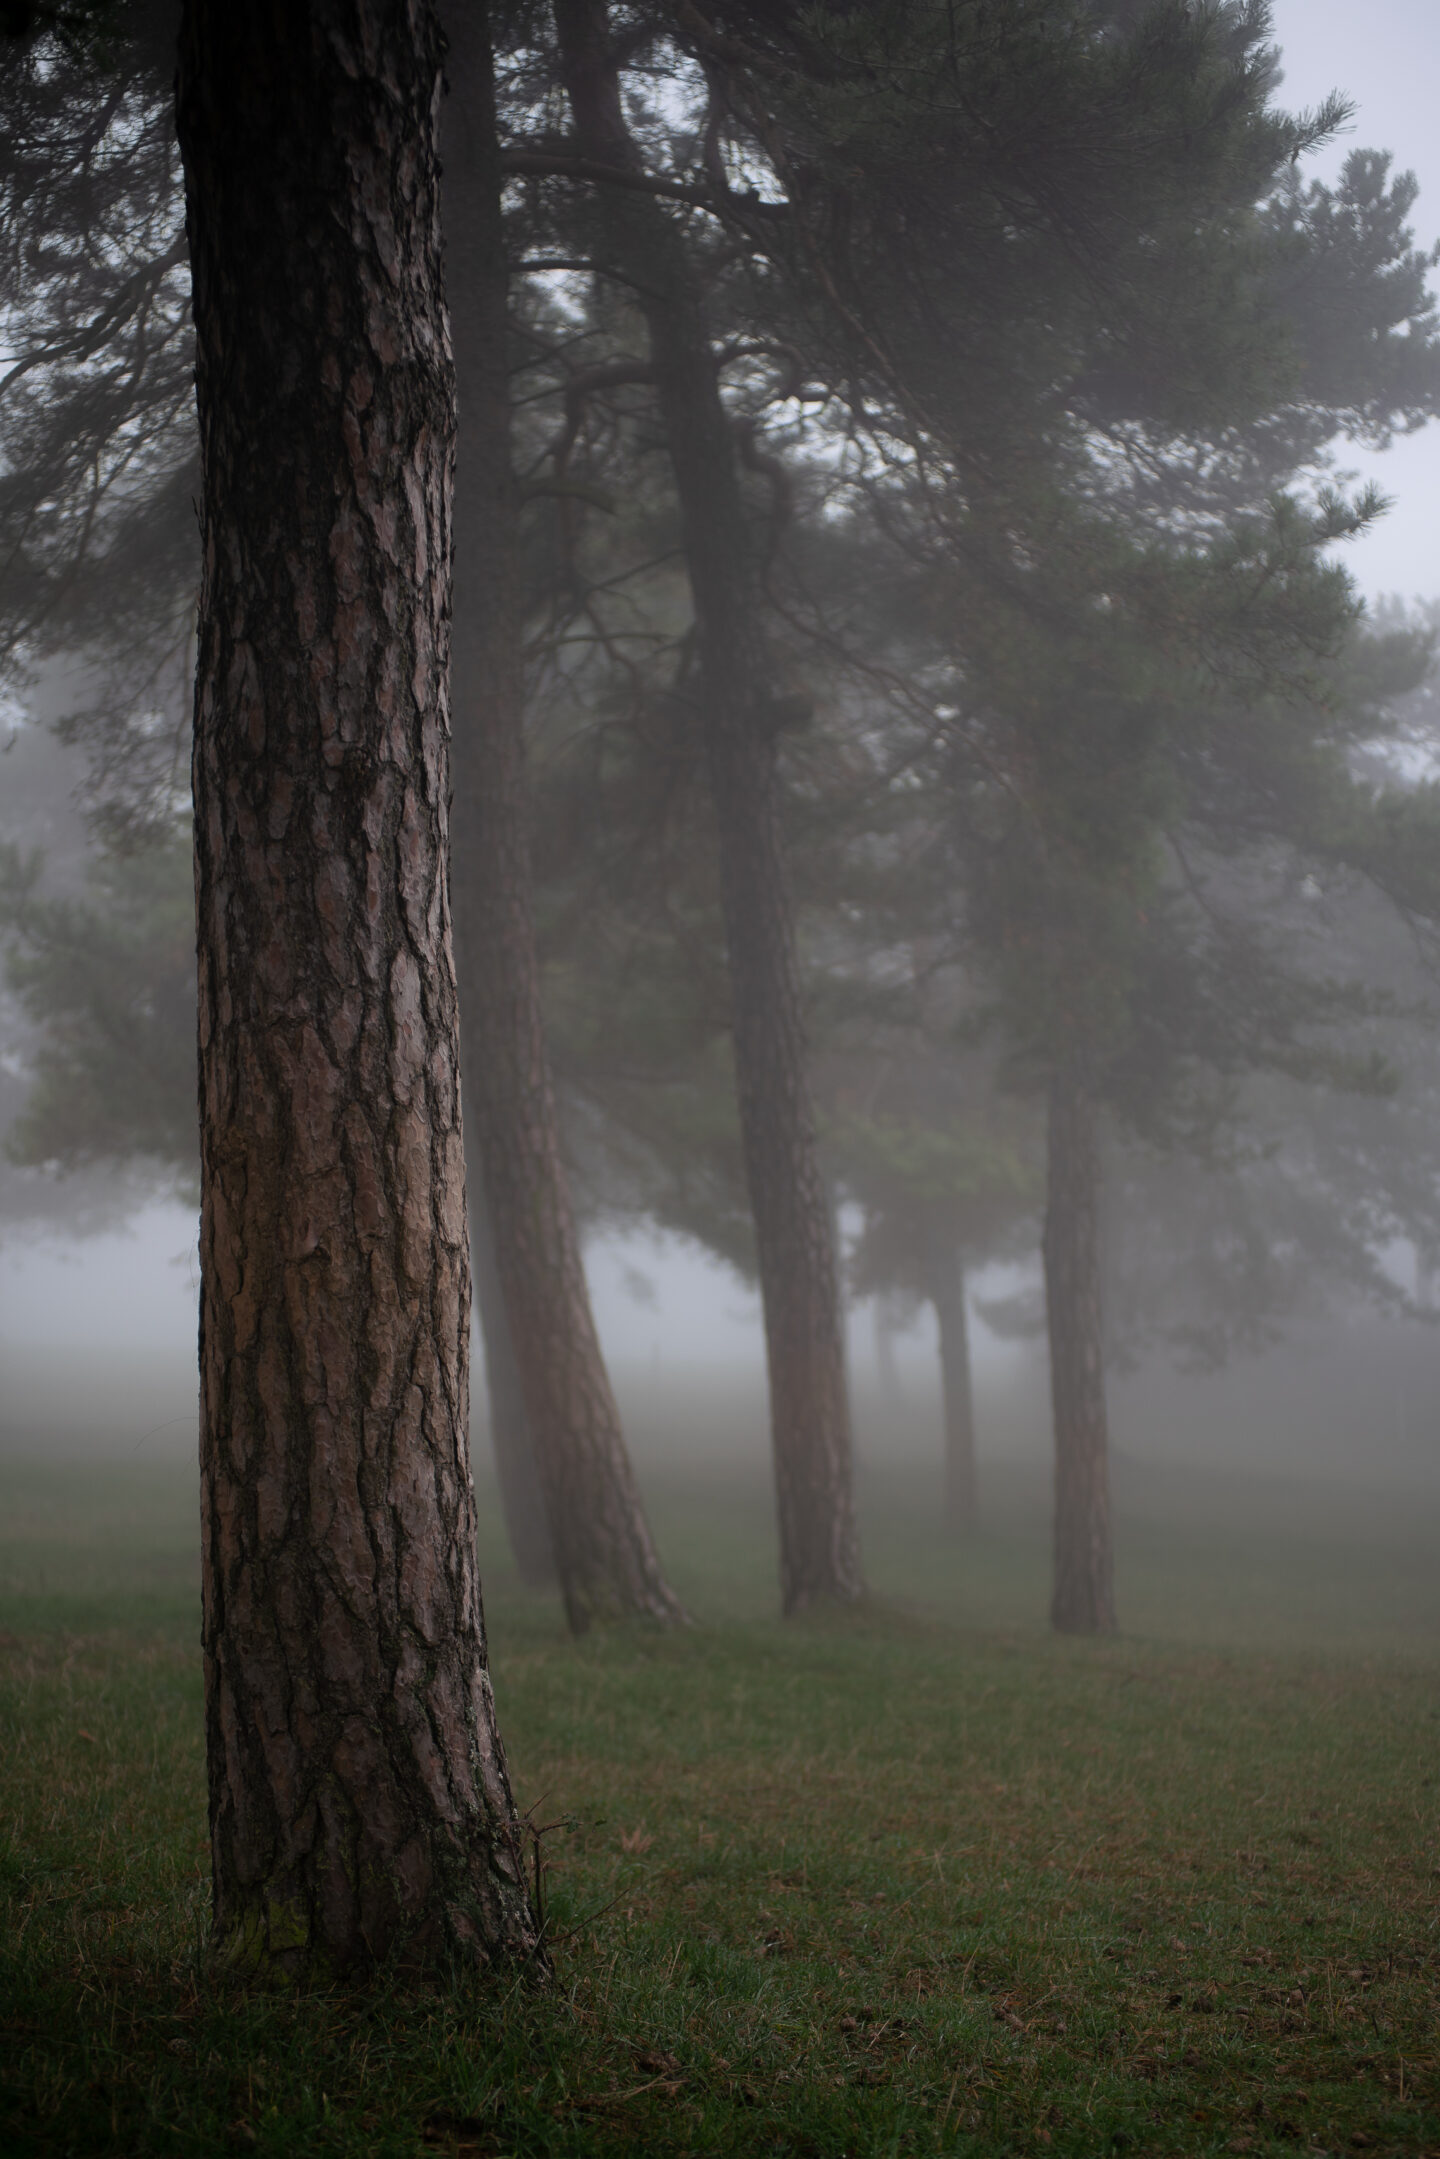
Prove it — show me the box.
[554,0,863,1614]
[926,1239,979,1533]
[442,3,685,1632]
[469,1192,555,1588]
[178,0,541,1974]
[1042,1063,1117,1634]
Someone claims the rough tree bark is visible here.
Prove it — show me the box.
[553,0,863,1613]
[925,1237,979,1534]
[1042,1061,1117,1634]
[177,0,541,1973]
[441,2,685,1632]
[469,1195,555,1588]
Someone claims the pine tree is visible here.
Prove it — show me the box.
[541,0,864,1612]
[682,0,1440,1630]
[176,0,540,1972]
[442,0,684,1631]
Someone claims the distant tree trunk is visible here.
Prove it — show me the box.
[177,0,541,1973]
[874,1293,905,1412]
[554,0,863,1615]
[469,1190,555,1588]
[926,1238,979,1533]
[1042,1061,1116,1633]
[441,2,685,1633]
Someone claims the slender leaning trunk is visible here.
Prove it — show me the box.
[927,1239,979,1533]
[1042,1062,1117,1634]
[554,0,863,1613]
[177,0,540,1971]
[441,3,684,1632]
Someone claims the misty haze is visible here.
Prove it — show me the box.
[1,2,1438,2154]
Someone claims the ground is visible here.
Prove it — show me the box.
[0,1443,1437,2157]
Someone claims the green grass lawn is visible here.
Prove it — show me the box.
[1,1447,1437,2157]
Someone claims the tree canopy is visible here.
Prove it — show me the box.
[3,0,1440,1636]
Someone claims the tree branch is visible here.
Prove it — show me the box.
[500,145,715,210]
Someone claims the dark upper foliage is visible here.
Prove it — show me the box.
[0,0,193,838]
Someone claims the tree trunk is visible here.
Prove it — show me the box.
[926,1240,979,1533]
[177,0,541,1972]
[441,2,685,1633]
[874,1293,905,1413]
[553,0,863,1614]
[1042,1063,1117,1634]
[469,1188,555,1588]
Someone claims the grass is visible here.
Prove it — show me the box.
[1,1444,1438,2157]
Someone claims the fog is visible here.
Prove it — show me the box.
[6,1191,1439,1504]
[13,14,1440,2132]
[3,2,1440,1596]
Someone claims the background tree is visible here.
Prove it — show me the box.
[541,0,864,1613]
[833,1060,1040,1534]
[442,0,683,1630]
[675,0,1440,1629]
